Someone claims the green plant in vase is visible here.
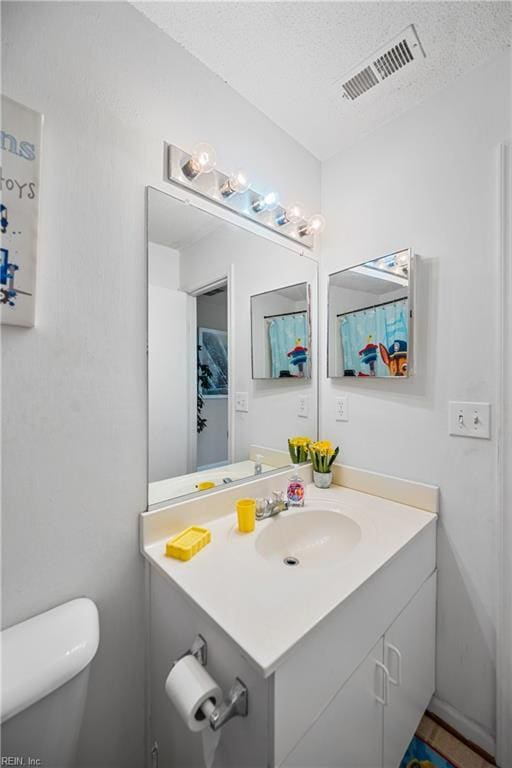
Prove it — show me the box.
[287,436,311,465]
[310,440,339,488]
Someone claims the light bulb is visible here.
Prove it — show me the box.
[220,170,251,197]
[299,213,326,237]
[276,202,304,226]
[252,191,280,213]
[182,143,217,180]
[307,213,326,234]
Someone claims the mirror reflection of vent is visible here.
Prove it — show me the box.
[340,25,425,101]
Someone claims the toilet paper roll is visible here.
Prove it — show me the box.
[165,655,222,733]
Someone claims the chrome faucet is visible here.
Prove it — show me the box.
[255,491,288,520]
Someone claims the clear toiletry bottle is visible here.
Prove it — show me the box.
[287,465,305,507]
[254,454,263,475]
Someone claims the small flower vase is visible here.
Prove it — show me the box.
[313,470,333,489]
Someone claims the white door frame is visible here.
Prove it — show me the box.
[185,294,197,473]
[496,140,511,768]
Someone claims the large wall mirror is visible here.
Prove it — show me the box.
[147,186,318,507]
[327,249,413,378]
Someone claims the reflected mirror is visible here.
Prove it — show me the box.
[251,283,311,380]
[147,186,318,507]
[327,249,413,378]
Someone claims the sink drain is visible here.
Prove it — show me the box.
[283,556,300,567]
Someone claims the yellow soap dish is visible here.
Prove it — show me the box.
[196,481,215,491]
[165,526,211,561]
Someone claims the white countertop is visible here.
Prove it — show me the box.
[142,481,436,676]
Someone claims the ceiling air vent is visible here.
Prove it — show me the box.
[340,25,425,101]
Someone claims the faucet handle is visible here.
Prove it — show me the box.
[255,498,267,517]
[272,490,285,503]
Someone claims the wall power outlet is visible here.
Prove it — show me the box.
[335,395,349,422]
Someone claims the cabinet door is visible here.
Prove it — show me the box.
[281,638,385,768]
[383,572,437,768]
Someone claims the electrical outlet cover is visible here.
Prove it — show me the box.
[335,395,349,422]
[235,392,249,413]
[298,395,309,418]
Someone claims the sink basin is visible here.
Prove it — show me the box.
[255,509,362,568]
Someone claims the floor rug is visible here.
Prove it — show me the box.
[416,714,494,768]
[400,735,455,768]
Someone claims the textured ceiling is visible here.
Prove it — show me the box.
[134,1,511,160]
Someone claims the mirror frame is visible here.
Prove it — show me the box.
[326,248,415,379]
[146,183,319,510]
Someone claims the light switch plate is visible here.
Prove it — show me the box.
[297,395,309,418]
[449,401,491,439]
[335,395,349,422]
[235,392,248,413]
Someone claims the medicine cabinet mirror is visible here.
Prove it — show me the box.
[251,283,311,380]
[147,186,318,508]
[327,249,413,378]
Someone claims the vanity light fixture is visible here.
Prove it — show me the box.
[167,142,326,248]
[276,203,304,226]
[181,143,217,180]
[251,191,279,214]
[298,213,326,237]
[220,171,251,198]
[373,250,409,278]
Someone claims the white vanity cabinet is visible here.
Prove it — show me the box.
[143,479,438,768]
[281,638,385,768]
[383,573,436,768]
[281,573,436,768]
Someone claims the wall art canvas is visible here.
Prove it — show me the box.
[1,95,43,326]
[198,327,228,397]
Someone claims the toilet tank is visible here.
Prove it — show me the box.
[1,598,99,766]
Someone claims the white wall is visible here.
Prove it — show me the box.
[1,3,320,766]
[320,50,511,747]
[148,243,190,482]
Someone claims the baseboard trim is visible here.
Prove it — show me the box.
[428,696,495,758]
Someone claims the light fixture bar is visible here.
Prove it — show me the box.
[166,143,318,249]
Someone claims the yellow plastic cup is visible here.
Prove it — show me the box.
[236,498,256,533]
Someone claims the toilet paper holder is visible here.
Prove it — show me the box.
[209,677,248,731]
[174,634,249,731]
[174,633,208,668]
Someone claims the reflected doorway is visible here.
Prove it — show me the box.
[195,282,229,471]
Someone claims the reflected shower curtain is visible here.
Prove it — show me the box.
[339,298,408,377]
[268,312,308,377]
